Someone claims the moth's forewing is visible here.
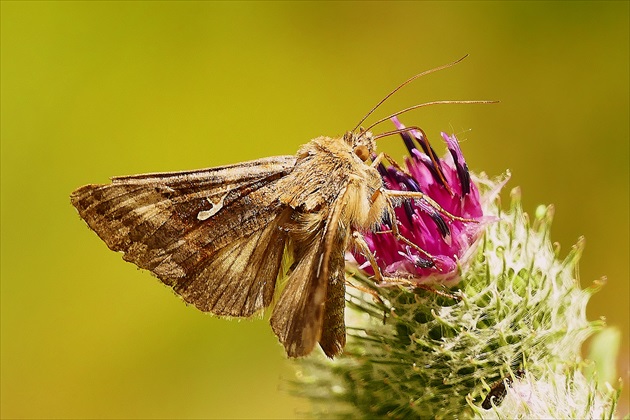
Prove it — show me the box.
[316,179,360,358]
[72,135,382,358]
[71,156,296,317]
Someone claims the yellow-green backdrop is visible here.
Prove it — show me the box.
[2,1,628,418]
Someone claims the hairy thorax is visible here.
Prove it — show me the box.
[279,136,387,236]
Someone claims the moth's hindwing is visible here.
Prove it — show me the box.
[71,156,297,317]
[270,181,352,358]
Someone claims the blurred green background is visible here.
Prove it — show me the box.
[2,1,628,418]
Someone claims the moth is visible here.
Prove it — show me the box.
[71,57,487,358]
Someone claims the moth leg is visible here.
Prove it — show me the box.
[369,190,463,300]
[385,189,478,224]
[370,152,411,176]
[414,284,461,300]
[370,152,384,168]
[351,230,459,301]
[377,189,435,260]
[352,229,421,285]
[344,277,384,306]
[351,231,386,283]
[370,151,477,224]
[351,231,418,287]
[349,231,394,324]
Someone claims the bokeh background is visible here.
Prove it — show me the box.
[2,1,628,418]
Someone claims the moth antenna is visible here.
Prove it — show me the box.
[365,99,498,134]
[351,55,469,134]
[372,126,422,141]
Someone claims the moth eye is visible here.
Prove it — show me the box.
[354,145,369,161]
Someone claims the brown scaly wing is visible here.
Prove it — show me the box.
[71,155,297,317]
[269,183,350,358]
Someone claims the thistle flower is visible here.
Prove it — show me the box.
[292,129,620,418]
[353,117,486,286]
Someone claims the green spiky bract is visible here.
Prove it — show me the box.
[292,174,620,419]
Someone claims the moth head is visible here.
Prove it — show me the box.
[344,129,376,162]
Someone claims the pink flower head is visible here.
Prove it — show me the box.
[355,117,485,286]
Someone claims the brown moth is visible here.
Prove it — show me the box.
[71,57,487,358]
